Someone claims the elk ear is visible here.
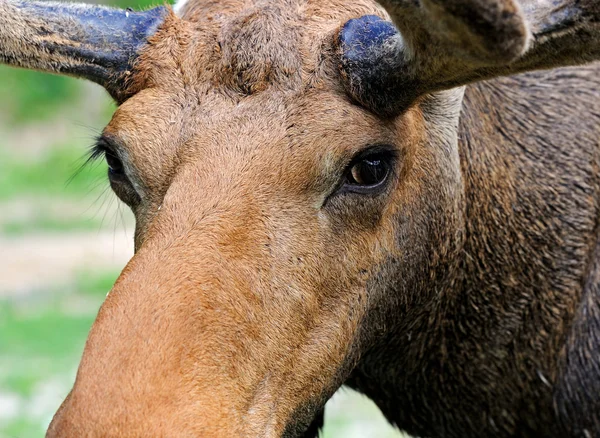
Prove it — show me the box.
[0,0,168,102]
[339,0,600,115]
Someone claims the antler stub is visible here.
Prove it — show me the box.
[0,0,167,101]
[339,15,416,117]
[339,0,600,116]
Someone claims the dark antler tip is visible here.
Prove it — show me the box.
[338,15,416,117]
[339,15,400,65]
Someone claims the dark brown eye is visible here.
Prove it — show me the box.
[87,136,141,207]
[346,154,390,188]
[105,150,124,176]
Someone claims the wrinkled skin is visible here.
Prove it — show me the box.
[0,0,598,436]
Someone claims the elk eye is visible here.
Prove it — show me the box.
[344,150,392,192]
[349,157,387,185]
[105,150,124,176]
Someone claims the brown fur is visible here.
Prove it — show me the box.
[0,0,598,436]
[347,69,600,437]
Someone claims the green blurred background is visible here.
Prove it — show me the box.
[0,0,404,436]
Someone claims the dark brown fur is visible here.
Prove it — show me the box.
[347,68,600,437]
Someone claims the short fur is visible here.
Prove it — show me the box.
[348,69,600,437]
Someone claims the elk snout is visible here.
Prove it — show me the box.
[47,200,361,437]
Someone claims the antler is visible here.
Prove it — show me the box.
[340,0,600,115]
[0,0,167,101]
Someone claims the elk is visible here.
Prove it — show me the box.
[1,0,599,435]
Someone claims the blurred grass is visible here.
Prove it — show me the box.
[0,3,133,436]
[2,216,103,235]
[0,271,118,438]
[0,70,78,124]
[0,146,107,200]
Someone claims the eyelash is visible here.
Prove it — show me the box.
[83,138,110,167]
[80,137,128,187]
[84,138,126,176]
[80,137,142,207]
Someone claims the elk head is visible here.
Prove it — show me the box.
[0,0,598,436]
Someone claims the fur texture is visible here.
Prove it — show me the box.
[347,68,600,437]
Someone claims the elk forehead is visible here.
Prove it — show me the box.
[127,0,388,100]
[107,0,393,194]
[217,5,302,94]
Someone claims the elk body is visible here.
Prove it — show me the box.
[1,0,599,436]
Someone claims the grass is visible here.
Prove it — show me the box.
[0,143,124,235]
[0,68,80,124]
[0,58,114,437]
[1,215,107,235]
[0,24,128,435]
[0,146,108,201]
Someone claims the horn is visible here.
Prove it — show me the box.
[0,0,167,101]
[340,0,600,115]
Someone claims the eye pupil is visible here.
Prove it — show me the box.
[349,157,388,186]
[105,151,124,175]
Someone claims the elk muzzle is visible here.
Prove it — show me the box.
[46,186,365,437]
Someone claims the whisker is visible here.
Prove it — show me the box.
[86,185,111,219]
[72,121,102,136]
[99,194,116,233]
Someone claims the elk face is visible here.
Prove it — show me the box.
[46,6,461,434]
[0,0,598,436]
